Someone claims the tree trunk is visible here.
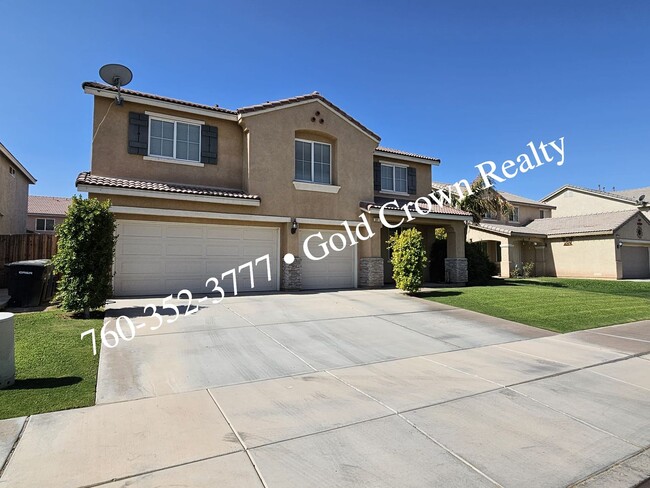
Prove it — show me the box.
[84,306,90,319]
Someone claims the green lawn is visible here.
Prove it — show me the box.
[0,310,102,420]
[418,278,650,333]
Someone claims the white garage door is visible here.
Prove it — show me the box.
[299,229,356,290]
[621,246,650,279]
[114,220,279,296]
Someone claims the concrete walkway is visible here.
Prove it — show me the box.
[1,289,649,487]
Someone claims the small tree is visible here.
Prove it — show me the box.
[53,196,117,318]
[388,228,428,293]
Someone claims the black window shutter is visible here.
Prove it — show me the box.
[128,112,149,156]
[373,162,381,191]
[201,125,218,164]
[407,167,417,194]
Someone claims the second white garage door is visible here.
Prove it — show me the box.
[621,245,650,279]
[299,229,356,290]
[114,220,280,296]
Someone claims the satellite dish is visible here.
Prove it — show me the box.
[99,64,133,105]
[640,194,646,201]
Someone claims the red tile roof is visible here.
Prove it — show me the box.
[375,146,440,162]
[76,172,260,200]
[361,198,472,218]
[28,196,72,216]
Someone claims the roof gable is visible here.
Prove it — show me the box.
[542,184,640,205]
[0,142,36,184]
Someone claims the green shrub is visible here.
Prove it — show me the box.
[522,261,535,278]
[388,228,428,293]
[52,196,117,318]
[465,242,498,284]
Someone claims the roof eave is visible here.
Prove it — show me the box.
[0,143,36,184]
[374,149,440,166]
[82,84,239,122]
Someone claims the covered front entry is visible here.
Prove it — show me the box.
[114,219,280,296]
[621,245,650,279]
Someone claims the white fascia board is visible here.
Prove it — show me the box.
[109,205,291,223]
[296,217,362,226]
[0,142,36,183]
[77,184,260,207]
[83,86,238,122]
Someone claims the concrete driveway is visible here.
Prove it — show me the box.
[1,289,649,487]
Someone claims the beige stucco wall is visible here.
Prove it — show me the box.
[239,100,378,222]
[545,236,617,278]
[90,97,245,190]
[0,152,30,234]
[545,189,634,217]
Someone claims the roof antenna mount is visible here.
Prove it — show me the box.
[99,64,133,105]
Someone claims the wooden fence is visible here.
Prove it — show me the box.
[0,234,58,288]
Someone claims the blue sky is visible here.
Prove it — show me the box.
[1,0,648,200]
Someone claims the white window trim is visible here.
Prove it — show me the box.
[380,162,409,195]
[294,138,332,185]
[36,218,55,231]
[144,111,205,125]
[293,181,341,193]
[148,116,202,164]
[509,206,520,223]
[143,156,204,167]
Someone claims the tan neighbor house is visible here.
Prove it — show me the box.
[0,142,36,235]
[542,184,650,218]
[78,82,472,296]
[465,186,650,279]
[27,196,72,234]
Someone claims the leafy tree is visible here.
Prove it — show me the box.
[465,242,498,284]
[53,196,117,318]
[388,228,428,293]
[446,175,512,224]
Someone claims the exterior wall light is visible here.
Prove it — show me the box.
[291,219,298,234]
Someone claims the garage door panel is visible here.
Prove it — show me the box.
[114,220,279,296]
[121,223,163,238]
[622,246,650,279]
[165,226,203,238]
[299,230,355,290]
[122,242,163,256]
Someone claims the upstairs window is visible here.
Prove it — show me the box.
[380,163,408,193]
[9,167,16,177]
[149,118,201,162]
[295,139,331,184]
[508,207,520,222]
[539,209,546,219]
[36,218,55,232]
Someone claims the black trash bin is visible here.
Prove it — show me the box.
[6,260,53,307]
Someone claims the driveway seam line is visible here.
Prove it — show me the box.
[0,415,30,480]
[373,314,464,349]
[227,307,319,372]
[323,370,504,487]
[506,387,643,448]
[588,369,650,392]
[207,389,270,488]
[568,446,650,487]
[590,331,650,344]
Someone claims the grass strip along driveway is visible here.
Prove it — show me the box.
[419,278,650,333]
[0,310,102,420]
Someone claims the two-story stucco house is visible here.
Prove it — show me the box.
[465,184,650,279]
[0,142,36,235]
[78,82,472,296]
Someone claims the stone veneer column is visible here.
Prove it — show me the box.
[281,257,302,290]
[359,257,384,287]
[444,257,468,284]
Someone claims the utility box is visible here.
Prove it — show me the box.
[0,312,15,389]
[6,259,53,308]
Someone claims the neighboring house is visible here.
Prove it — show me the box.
[27,196,72,234]
[463,186,650,279]
[0,142,36,235]
[542,184,650,217]
[78,82,472,296]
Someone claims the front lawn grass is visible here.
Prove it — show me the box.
[0,310,102,420]
[418,278,650,333]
